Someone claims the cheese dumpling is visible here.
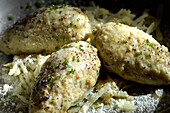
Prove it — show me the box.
[29,41,101,113]
[92,22,170,85]
[0,6,91,55]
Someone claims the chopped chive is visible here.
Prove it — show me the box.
[116,22,120,25]
[58,36,61,40]
[70,22,73,26]
[146,39,153,47]
[77,58,80,62]
[58,75,61,78]
[61,4,65,8]
[136,52,141,56]
[41,51,45,55]
[69,45,71,47]
[55,5,59,9]
[63,38,66,42]
[76,103,79,107]
[92,33,95,35]
[122,40,127,43]
[149,54,151,58]
[8,16,13,21]
[55,46,59,50]
[86,41,91,45]
[46,37,50,41]
[59,11,62,14]
[79,47,82,50]
[52,63,55,66]
[68,71,71,74]
[50,76,54,83]
[31,54,34,57]
[3,95,8,99]
[65,45,68,48]
[60,46,64,49]
[64,64,68,69]
[76,41,79,43]
[71,69,76,74]
[26,2,32,9]
[64,59,69,64]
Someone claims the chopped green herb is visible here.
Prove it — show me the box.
[64,59,69,64]
[8,16,13,21]
[86,41,91,45]
[26,2,32,9]
[92,33,96,35]
[76,41,79,43]
[68,71,71,74]
[135,61,139,65]
[77,58,80,62]
[64,64,68,69]
[3,95,8,99]
[69,45,71,47]
[41,51,45,55]
[55,46,59,50]
[59,11,62,14]
[70,22,73,26]
[77,18,80,21]
[50,76,54,82]
[117,41,120,43]
[73,56,75,61]
[116,22,120,25]
[63,38,66,42]
[60,46,64,49]
[46,37,50,41]
[61,4,65,8]
[76,103,79,107]
[31,54,34,57]
[122,40,127,43]
[136,52,141,56]
[35,1,44,8]
[58,75,61,78]
[65,45,68,48]
[58,36,61,40]
[55,5,59,9]
[79,47,82,50]
[71,69,76,74]
[149,54,151,58]
[146,39,153,47]
[52,63,55,66]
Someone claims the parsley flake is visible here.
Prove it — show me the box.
[63,38,66,42]
[77,58,80,62]
[136,52,141,56]
[50,76,54,83]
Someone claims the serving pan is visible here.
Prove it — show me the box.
[0,0,169,112]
